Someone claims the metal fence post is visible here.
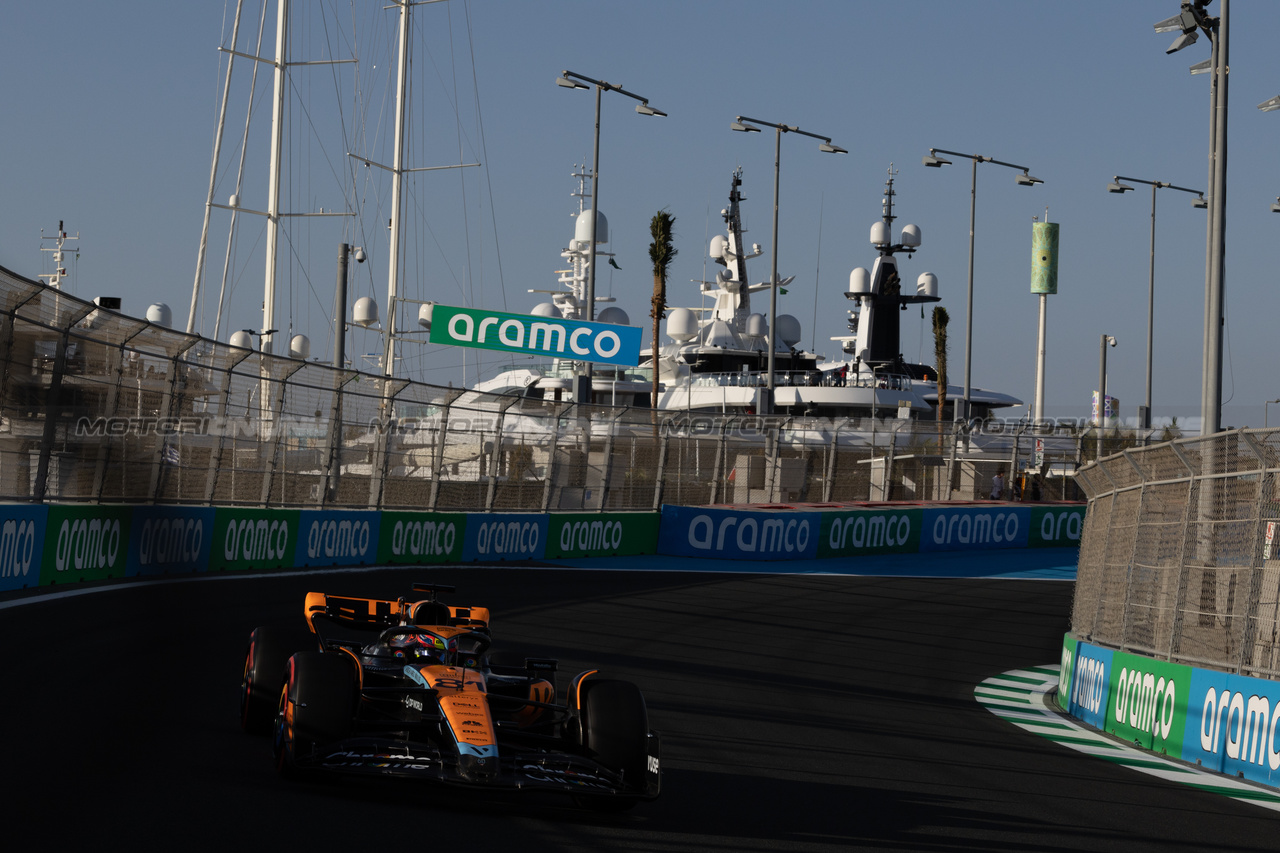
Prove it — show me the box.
[33,305,92,502]
[652,426,668,511]
[1166,440,1198,660]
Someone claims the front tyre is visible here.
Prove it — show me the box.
[241,626,304,734]
[574,679,649,811]
[273,652,355,778]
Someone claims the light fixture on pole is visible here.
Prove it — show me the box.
[557,70,666,404]
[732,115,846,414]
[1097,335,1118,459]
[1157,0,1226,436]
[923,148,1042,423]
[1267,398,1280,428]
[1106,175,1205,430]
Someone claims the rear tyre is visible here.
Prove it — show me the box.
[574,679,648,812]
[273,652,355,778]
[241,626,305,735]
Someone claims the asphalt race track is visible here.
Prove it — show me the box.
[5,565,1279,852]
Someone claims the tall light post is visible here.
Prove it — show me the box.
[1106,176,1206,430]
[923,148,1042,422]
[1097,335,1118,459]
[731,116,846,413]
[1266,398,1280,428]
[1155,0,1227,436]
[557,70,666,403]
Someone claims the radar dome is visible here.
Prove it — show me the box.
[916,272,938,298]
[229,330,254,350]
[574,209,609,245]
[417,302,435,330]
[665,307,698,342]
[146,303,172,327]
[900,224,922,247]
[869,222,889,247]
[290,334,311,360]
[849,267,872,295]
[709,234,728,261]
[776,314,802,348]
[353,297,379,327]
[531,302,557,318]
[597,306,630,325]
[746,313,768,338]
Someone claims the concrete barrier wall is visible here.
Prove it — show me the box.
[0,501,1083,592]
[1060,634,1280,789]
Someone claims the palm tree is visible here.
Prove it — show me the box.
[932,306,949,441]
[649,210,677,411]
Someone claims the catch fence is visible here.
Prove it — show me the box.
[0,264,1088,511]
[1073,430,1280,677]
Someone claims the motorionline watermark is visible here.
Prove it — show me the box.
[76,412,1114,442]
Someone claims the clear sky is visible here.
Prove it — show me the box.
[3,0,1279,431]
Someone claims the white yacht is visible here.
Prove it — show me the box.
[473,166,1022,423]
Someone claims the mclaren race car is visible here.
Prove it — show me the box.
[239,583,660,810]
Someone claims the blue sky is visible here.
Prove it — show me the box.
[3,1,1280,430]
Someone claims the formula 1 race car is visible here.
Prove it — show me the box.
[239,583,660,810]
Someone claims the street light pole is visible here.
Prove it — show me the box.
[1157,0,1227,435]
[557,70,666,402]
[1106,176,1205,430]
[732,116,846,414]
[923,148,1042,423]
[1267,399,1280,428]
[1098,334,1117,459]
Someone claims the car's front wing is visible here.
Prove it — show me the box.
[296,735,660,800]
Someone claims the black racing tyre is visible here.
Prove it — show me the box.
[273,652,355,778]
[575,679,648,811]
[240,626,306,735]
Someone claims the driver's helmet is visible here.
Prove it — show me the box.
[389,630,455,664]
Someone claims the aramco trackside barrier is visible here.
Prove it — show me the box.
[657,503,1085,561]
[1059,635,1280,788]
[0,500,1083,591]
[1063,429,1280,792]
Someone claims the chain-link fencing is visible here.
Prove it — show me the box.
[0,264,1092,511]
[1073,430,1280,677]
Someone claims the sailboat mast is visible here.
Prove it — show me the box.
[188,0,245,335]
[381,0,412,379]
[261,0,288,354]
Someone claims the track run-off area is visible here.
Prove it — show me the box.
[5,553,1279,852]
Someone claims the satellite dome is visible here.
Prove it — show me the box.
[146,303,172,327]
[530,302,557,318]
[900,223,922,247]
[665,307,698,342]
[290,334,310,360]
[869,222,889,247]
[745,313,768,338]
[353,297,379,327]
[848,267,872,295]
[229,330,254,350]
[916,272,938,298]
[776,314,802,348]
[417,302,435,330]
[709,234,728,261]
[574,209,609,245]
[596,306,630,325]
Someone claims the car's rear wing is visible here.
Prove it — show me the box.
[303,591,491,636]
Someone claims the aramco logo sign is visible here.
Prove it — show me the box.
[428,304,643,367]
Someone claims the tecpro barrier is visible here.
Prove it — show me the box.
[660,503,1084,561]
[2,501,1081,592]
[545,513,661,559]
[1060,635,1280,789]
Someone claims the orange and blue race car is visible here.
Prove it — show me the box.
[239,583,660,811]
